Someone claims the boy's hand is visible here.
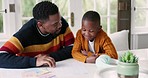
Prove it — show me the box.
[81,50,88,56]
[86,54,98,63]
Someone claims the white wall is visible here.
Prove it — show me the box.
[137,34,148,49]
[131,34,148,49]
[0,42,4,47]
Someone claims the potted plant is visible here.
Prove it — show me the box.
[117,51,139,78]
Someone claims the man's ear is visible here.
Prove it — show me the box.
[37,21,43,28]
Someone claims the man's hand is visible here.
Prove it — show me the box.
[36,54,56,67]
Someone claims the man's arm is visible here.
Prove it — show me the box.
[48,17,74,62]
[0,52,56,68]
[49,46,73,61]
[0,52,36,68]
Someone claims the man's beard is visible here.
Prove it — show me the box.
[52,28,61,36]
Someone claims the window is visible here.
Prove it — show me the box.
[53,0,69,20]
[19,0,79,36]
[17,0,80,36]
[21,0,36,25]
[0,0,72,43]
[131,0,148,49]
[82,0,118,34]
[131,0,148,34]
[0,0,11,40]
[0,0,118,41]
[20,0,69,27]
[0,0,3,33]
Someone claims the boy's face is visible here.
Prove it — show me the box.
[81,20,101,41]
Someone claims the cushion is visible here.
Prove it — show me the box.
[109,30,129,51]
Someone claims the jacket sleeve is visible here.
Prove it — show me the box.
[0,52,36,68]
[72,30,87,63]
[101,36,118,59]
[49,46,73,61]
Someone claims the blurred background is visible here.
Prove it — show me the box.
[0,0,148,50]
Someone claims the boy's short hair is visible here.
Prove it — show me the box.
[82,11,101,25]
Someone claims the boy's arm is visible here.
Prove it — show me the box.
[72,30,87,62]
[102,36,118,59]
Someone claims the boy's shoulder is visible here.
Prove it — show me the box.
[98,29,108,36]
[96,29,111,41]
[76,29,82,35]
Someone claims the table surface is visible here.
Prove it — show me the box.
[0,48,148,78]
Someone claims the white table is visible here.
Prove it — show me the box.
[0,48,148,78]
[0,59,97,78]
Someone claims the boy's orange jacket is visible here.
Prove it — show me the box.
[72,29,118,62]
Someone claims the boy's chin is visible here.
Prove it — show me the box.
[86,38,94,42]
[89,39,94,42]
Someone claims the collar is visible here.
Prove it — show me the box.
[36,25,50,37]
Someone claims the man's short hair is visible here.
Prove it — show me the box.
[33,1,59,21]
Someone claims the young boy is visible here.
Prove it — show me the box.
[72,11,118,63]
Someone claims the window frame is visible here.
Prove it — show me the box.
[82,0,118,34]
[0,0,15,41]
[0,0,118,41]
[131,0,148,35]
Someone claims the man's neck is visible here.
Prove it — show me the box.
[36,25,50,37]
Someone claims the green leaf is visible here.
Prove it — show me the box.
[119,51,138,63]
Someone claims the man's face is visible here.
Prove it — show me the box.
[40,13,62,34]
[81,20,101,41]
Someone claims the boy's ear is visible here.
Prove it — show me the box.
[99,25,102,28]
[100,25,102,28]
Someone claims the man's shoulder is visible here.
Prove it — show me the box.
[13,18,37,38]
[22,18,37,29]
[60,17,69,34]
[61,17,68,27]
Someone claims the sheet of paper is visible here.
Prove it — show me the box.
[22,68,56,78]
[0,68,56,78]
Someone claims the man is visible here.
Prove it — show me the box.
[0,1,74,68]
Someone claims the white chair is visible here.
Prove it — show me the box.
[109,30,129,51]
